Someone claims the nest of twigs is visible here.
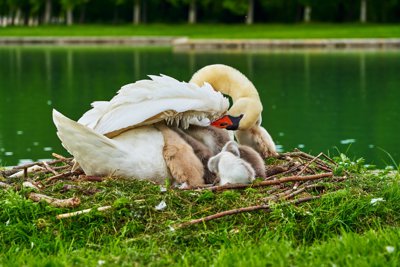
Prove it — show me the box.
[0,149,346,226]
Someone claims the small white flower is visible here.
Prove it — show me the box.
[385,246,395,253]
[98,260,106,266]
[168,226,175,232]
[5,219,10,226]
[160,186,167,193]
[370,198,385,206]
[31,242,34,249]
[155,200,167,211]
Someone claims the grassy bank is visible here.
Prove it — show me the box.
[1,24,400,39]
[1,153,399,266]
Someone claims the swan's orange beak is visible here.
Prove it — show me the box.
[211,115,243,130]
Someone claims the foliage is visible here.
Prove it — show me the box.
[0,157,400,265]
[1,23,400,38]
[0,0,400,24]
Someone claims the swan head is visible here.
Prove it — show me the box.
[190,64,263,130]
[211,114,243,130]
[211,95,263,130]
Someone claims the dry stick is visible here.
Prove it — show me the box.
[33,165,70,176]
[12,159,63,170]
[42,161,59,176]
[176,196,320,228]
[28,192,81,208]
[297,152,323,176]
[284,184,327,200]
[56,206,112,219]
[199,172,333,192]
[263,187,295,201]
[0,182,11,189]
[46,171,76,183]
[286,150,333,169]
[321,153,338,166]
[266,162,302,180]
[52,153,73,166]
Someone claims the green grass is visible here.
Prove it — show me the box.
[1,159,399,266]
[1,23,400,39]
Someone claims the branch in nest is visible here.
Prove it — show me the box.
[297,152,323,176]
[28,192,81,208]
[175,196,320,229]
[282,150,333,171]
[42,161,59,176]
[193,172,333,192]
[56,206,112,219]
[52,153,73,166]
[0,182,11,189]
[45,170,82,184]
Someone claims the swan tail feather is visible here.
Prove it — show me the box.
[52,109,126,176]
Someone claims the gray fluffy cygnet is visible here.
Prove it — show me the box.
[208,141,256,185]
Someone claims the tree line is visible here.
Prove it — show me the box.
[0,0,399,26]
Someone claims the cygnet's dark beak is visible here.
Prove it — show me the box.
[211,114,243,130]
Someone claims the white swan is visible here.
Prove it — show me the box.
[53,64,277,184]
[53,74,228,185]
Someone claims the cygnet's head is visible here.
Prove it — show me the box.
[221,141,240,157]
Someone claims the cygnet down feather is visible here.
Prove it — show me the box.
[208,151,255,186]
[221,141,266,179]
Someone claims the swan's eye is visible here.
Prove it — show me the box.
[220,123,229,127]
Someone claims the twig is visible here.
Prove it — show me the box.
[193,172,333,192]
[284,184,327,200]
[297,152,323,176]
[42,161,59,176]
[266,162,301,180]
[321,153,338,166]
[28,192,81,208]
[56,206,112,219]
[0,182,11,189]
[78,175,104,182]
[9,165,45,178]
[45,171,80,183]
[284,150,333,170]
[12,160,62,170]
[52,153,73,166]
[176,196,320,228]
[263,187,295,201]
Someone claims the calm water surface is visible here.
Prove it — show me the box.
[0,47,399,167]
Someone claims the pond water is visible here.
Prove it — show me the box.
[0,47,399,168]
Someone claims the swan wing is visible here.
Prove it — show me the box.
[78,74,229,135]
[53,109,127,176]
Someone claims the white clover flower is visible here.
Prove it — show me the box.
[370,198,385,206]
[385,246,395,253]
[155,200,167,211]
[160,186,167,193]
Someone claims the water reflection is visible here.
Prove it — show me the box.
[0,47,399,167]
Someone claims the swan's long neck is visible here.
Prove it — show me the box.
[190,64,263,129]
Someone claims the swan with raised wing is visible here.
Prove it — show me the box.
[53,64,277,185]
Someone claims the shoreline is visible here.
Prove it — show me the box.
[1,36,400,51]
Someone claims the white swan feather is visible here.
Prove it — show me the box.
[78,74,229,136]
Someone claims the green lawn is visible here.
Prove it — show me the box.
[0,23,400,39]
[1,154,399,266]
